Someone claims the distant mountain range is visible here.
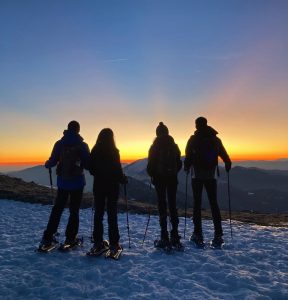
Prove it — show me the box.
[6,158,288,213]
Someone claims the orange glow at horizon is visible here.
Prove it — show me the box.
[1,152,287,166]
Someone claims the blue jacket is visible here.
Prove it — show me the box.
[45,130,90,190]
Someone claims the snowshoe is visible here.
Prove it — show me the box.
[105,244,123,260]
[170,234,184,251]
[210,236,224,249]
[171,240,184,251]
[37,238,59,253]
[58,237,83,251]
[87,240,110,257]
[190,233,205,249]
[154,239,172,253]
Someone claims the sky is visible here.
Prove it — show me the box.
[0,0,287,164]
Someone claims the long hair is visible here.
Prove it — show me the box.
[94,128,116,152]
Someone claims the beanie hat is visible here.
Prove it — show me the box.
[68,120,80,133]
[195,117,207,129]
[156,122,169,137]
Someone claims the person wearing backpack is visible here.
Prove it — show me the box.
[147,122,183,249]
[89,128,127,256]
[39,121,90,249]
[184,117,231,248]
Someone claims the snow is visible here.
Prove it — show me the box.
[0,199,287,300]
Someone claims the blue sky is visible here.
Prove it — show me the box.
[0,0,287,162]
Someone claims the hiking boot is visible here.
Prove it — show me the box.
[64,237,80,246]
[190,233,204,247]
[39,238,53,248]
[154,238,171,249]
[90,240,109,254]
[212,236,224,248]
[109,243,122,254]
[170,231,182,247]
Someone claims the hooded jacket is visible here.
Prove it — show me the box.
[45,130,90,189]
[184,126,231,179]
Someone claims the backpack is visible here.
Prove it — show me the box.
[193,136,218,169]
[56,144,83,179]
[155,144,179,176]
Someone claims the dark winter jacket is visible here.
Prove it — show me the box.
[89,146,125,190]
[184,126,231,179]
[147,135,182,183]
[45,130,90,189]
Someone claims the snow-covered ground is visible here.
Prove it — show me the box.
[0,199,287,300]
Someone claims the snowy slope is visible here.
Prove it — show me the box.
[0,199,287,300]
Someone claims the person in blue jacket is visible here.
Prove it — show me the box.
[40,120,90,248]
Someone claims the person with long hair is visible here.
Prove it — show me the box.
[89,128,127,255]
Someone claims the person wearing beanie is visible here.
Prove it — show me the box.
[184,117,232,248]
[39,120,90,251]
[147,122,183,249]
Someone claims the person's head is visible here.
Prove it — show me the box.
[156,122,169,137]
[195,117,207,130]
[96,128,116,149]
[67,120,80,133]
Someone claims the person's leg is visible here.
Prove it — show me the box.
[43,189,68,241]
[204,179,223,237]
[65,188,83,241]
[191,179,204,237]
[155,181,169,241]
[167,179,179,240]
[93,186,106,245]
[106,184,120,246]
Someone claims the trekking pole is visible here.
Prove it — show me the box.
[184,171,188,239]
[227,171,233,238]
[142,208,151,245]
[142,180,152,245]
[124,183,131,248]
[48,168,54,205]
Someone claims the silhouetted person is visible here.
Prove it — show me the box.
[89,128,127,254]
[147,122,183,248]
[40,120,90,248]
[184,117,231,247]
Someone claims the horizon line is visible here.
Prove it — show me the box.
[1,157,288,166]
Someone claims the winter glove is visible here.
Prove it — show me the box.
[44,160,50,169]
[225,161,232,172]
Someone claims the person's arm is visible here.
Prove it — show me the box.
[184,136,194,171]
[175,144,183,172]
[146,145,155,177]
[45,141,60,168]
[218,139,232,172]
[81,142,90,171]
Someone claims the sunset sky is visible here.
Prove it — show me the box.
[0,0,287,165]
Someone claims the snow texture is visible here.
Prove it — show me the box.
[0,199,287,300]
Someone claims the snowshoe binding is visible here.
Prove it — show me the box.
[87,240,110,257]
[170,233,184,251]
[37,237,59,253]
[58,237,83,251]
[105,243,123,260]
[190,233,205,249]
[154,239,172,253]
[210,236,224,249]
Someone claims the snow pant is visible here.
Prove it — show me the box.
[154,178,179,240]
[192,178,223,237]
[93,183,120,246]
[43,188,83,241]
